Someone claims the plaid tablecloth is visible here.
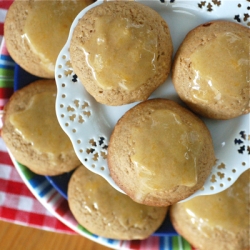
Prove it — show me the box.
[0,0,74,234]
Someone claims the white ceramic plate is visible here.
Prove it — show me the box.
[55,0,250,198]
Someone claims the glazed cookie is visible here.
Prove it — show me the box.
[70,1,173,105]
[172,20,250,119]
[68,165,168,240]
[170,169,250,250]
[4,0,94,78]
[108,99,215,207]
[1,79,80,176]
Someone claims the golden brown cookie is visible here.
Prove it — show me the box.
[70,1,173,105]
[170,169,250,250]
[108,99,216,206]
[172,20,250,120]
[1,79,80,175]
[68,165,168,240]
[4,0,94,78]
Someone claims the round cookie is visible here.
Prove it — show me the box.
[1,79,81,176]
[172,20,250,120]
[68,165,168,240]
[70,1,173,106]
[170,169,250,250]
[108,99,215,206]
[4,0,94,78]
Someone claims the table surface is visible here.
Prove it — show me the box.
[0,220,112,250]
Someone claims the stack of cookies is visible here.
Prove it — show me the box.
[2,0,249,246]
[70,1,173,105]
[170,169,250,250]
[4,0,94,78]
[2,0,97,175]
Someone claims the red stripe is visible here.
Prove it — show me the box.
[28,212,52,226]
[0,87,13,99]
[0,1,13,10]
[150,237,160,250]
[28,210,74,232]
[47,190,58,203]
[55,199,70,217]
[0,179,35,197]
[0,23,3,36]
[0,207,17,221]
[0,206,74,232]
[0,206,75,234]
[129,240,141,250]
[0,151,13,166]
[0,39,10,56]
[0,183,74,232]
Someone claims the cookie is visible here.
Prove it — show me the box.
[68,165,168,240]
[108,99,215,206]
[172,20,250,119]
[170,169,250,250]
[1,79,80,175]
[4,0,94,78]
[70,1,173,105]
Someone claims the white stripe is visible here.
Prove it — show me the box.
[0,112,3,130]
[17,195,34,212]
[0,9,7,23]
[178,236,184,250]
[0,137,8,152]
[0,98,9,106]
[0,37,5,54]
[1,218,60,233]
[165,236,171,250]
[0,192,33,211]
[0,191,6,206]
[0,163,24,183]
[0,191,52,215]
[0,163,11,179]
[0,59,15,66]
[35,179,51,194]
[44,189,61,206]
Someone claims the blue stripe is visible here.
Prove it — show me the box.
[38,182,53,197]
[29,174,47,188]
[0,54,14,62]
[159,237,165,250]
[169,236,173,250]
[107,239,115,244]
[0,63,15,70]
[106,239,120,248]
[159,236,173,250]
[0,60,15,67]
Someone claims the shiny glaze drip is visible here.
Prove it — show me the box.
[190,32,249,105]
[10,92,73,154]
[82,15,158,90]
[22,1,92,72]
[130,109,201,199]
[81,168,160,228]
[182,169,250,235]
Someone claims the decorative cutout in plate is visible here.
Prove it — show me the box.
[55,0,250,201]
